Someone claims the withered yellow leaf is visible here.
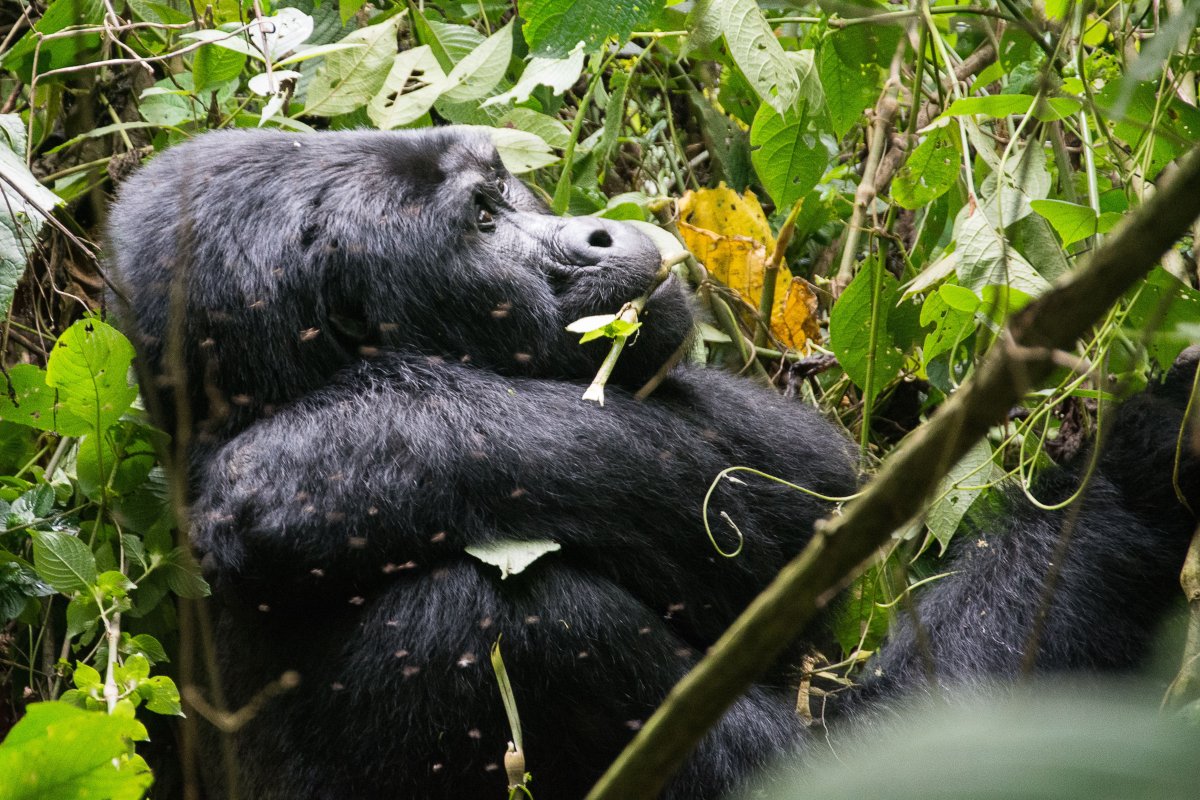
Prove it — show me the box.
[678,184,819,350]
[777,277,821,350]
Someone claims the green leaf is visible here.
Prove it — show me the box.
[484,43,586,108]
[7,485,53,531]
[520,0,664,57]
[45,318,138,437]
[413,15,484,71]
[72,662,102,691]
[484,127,558,173]
[943,94,1037,119]
[942,93,1081,122]
[750,102,827,210]
[161,548,211,599]
[1,0,105,82]
[892,126,959,210]
[303,14,400,116]
[275,42,366,68]
[31,531,98,594]
[193,44,246,93]
[687,0,800,114]
[818,31,882,140]
[438,20,514,104]
[0,560,52,623]
[339,0,367,25]
[978,144,1050,227]
[0,702,152,800]
[926,440,994,551]
[367,46,446,129]
[1007,213,1072,283]
[497,108,570,149]
[97,570,136,599]
[1,115,63,316]
[954,206,1051,297]
[829,261,904,402]
[1030,199,1098,247]
[124,634,168,664]
[0,364,92,436]
[137,675,183,716]
[117,654,151,683]
[137,79,199,127]
[65,593,99,640]
[920,284,979,367]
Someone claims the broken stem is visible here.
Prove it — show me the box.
[582,259,678,405]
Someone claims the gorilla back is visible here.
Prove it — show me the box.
[107,128,1198,799]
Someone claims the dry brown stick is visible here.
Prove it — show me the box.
[832,38,906,296]
[873,42,998,195]
[584,145,1200,800]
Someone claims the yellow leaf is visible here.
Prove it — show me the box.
[677,185,819,350]
[777,277,821,350]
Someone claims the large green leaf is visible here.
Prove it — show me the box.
[483,44,586,108]
[45,318,138,436]
[437,20,514,104]
[0,116,62,316]
[925,439,995,552]
[520,0,664,57]
[31,531,98,594]
[829,261,904,402]
[483,127,558,173]
[412,15,485,70]
[0,702,151,800]
[978,144,1050,227]
[688,0,800,114]
[303,14,400,116]
[953,206,1051,297]
[0,363,92,435]
[749,102,827,210]
[942,94,1080,121]
[161,548,211,600]
[818,29,884,140]
[193,43,247,92]
[920,283,979,367]
[892,126,959,210]
[1,0,105,82]
[367,46,446,129]
[1030,199,1100,247]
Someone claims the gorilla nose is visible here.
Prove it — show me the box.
[557,216,656,266]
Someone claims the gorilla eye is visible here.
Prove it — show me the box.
[475,196,496,231]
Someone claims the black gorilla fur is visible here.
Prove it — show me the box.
[108,127,1199,799]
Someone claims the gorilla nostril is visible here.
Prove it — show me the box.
[587,229,613,249]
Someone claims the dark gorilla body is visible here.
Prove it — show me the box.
[108,128,1198,799]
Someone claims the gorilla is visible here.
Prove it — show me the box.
[107,127,1199,799]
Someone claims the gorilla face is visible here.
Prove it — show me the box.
[109,127,694,437]
[322,128,694,381]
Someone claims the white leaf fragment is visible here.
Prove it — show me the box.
[465,540,561,579]
[566,314,619,333]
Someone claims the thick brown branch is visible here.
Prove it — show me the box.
[585,145,1200,800]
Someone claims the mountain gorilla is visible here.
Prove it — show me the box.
[108,127,1199,799]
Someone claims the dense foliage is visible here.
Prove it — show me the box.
[0,0,1197,796]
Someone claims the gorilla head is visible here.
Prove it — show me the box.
[108,127,692,442]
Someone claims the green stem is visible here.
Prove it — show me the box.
[860,245,889,456]
[755,198,805,348]
[553,54,616,214]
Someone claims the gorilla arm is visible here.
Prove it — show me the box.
[191,353,858,642]
[848,363,1199,707]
